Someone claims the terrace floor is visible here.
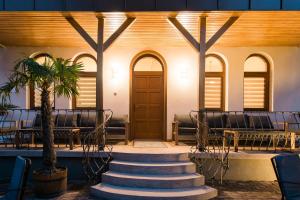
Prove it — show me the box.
[21,180,281,200]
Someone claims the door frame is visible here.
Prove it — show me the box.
[129,50,167,141]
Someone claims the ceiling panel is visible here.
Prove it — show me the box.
[0,11,300,48]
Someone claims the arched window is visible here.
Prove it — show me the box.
[30,53,55,109]
[244,54,270,111]
[72,54,97,108]
[205,54,225,110]
[134,56,163,71]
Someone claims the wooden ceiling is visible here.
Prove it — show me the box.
[0,11,300,48]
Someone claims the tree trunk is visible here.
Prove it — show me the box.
[41,88,56,172]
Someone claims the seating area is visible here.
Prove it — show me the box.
[172,111,300,151]
[202,111,300,151]
[0,109,132,149]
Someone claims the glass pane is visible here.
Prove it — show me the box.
[76,77,96,108]
[35,55,53,65]
[244,56,268,72]
[76,56,97,72]
[244,77,265,109]
[134,57,162,71]
[205,56,223,72]
[205,77,222,109]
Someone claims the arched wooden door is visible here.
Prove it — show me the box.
[131,54,165,140]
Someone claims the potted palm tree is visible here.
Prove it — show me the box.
[0,56,82,198]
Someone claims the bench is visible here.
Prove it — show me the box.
[172,114,196,145]
[203,112,300,152]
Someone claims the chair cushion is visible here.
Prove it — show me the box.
[249,115,274,130]
[33,114,56,128]
[226,114,250,129]
[106,127,126,135]
[206,114,227,129]
[107,115,128,128]
[273,154,300,199]
[287,113,300,132]
[55,114,77,127]
[174,114,196,128]
[77,113,96,127]
[178,127,196,135]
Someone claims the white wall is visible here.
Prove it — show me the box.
[1,45,300,139]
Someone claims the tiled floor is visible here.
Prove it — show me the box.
[22,181,281,199]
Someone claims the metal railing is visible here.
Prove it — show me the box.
[189,110,300,183]
[189,110,231,183]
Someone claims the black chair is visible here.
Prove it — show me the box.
[173,114,196,145]
[271,154,300,200]
[226,114,250,130]
[0,156,31,200]
[106,115,129,144]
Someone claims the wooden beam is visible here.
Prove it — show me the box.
[206,16,239,50]
[198,16,207,151]
[199,16,206,110]
[96,16,104,112]
[65,16,97,51]
[103,17,136,52]
[168,17,200,52]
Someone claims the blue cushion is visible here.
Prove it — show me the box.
[5,156,28,200]
[273,154,300,199]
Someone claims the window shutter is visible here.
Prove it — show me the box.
[205,77,222,109]
[76,77,96,108]
[244,77,265,109]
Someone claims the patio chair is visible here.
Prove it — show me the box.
[173,114,196,145]
[0,156,31,200]
[271,154,300,200]
[106,115,129,144]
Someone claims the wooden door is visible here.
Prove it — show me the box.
[132,71,164,140]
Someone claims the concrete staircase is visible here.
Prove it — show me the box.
[91,152,217,200]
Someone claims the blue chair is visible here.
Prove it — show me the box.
[271,154,300,200]
[0,156,31,200]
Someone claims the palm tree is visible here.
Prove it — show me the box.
[0,56,83,172]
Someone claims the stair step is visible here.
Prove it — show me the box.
[110,160,196,175]
[91,184,218,200]
[112,152,190,162]
[102,171,205,189]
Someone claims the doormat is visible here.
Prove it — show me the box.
[133,141,167,148]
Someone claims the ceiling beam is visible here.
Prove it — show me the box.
[206,16,239,50]
[65,16,97,51]
[103,17,136,52]
[168,17,200,52]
